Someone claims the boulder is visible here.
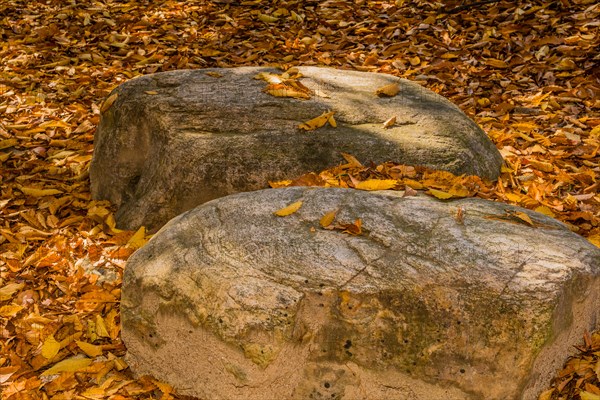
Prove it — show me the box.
[90,66,503,231]
[121,187,600,400]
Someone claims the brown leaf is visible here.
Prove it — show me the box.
[375,83,400,97]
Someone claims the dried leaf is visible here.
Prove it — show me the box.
[100,93,118,113]
[383,116,396,129]
[19,187,62,197]
[0,282,24,301]
[341,153,363,168]
[298,111,335,131]
[512,211,535,226]
[320,210,337,228]
[41,357,92,377]
[274,201,303,217]
[427,189,453,200]
[354,179,397,191]
[0,304,23,317]
[264,83,310,99]
[376,83,400,97]
[76,341,103,358]
[41,335,61,359]
[127,226,148,250]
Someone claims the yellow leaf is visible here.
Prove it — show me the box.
[19,187,62,197]
[340,153,363,168]
[383,116,396,129]
[537,389,554,400]
[205,71,223,78]
[587,233,600,248]
[100,92,118,113]
[327,114,337,128]
[269,180,292,188]
[290,10,304,22]
[448,185,470,198]
[76,341,103,357]
[590,126,600,137]
[535,205,556,218]
[274,201,303,217]
[0,304,23,317]
[254,72,283,84]
[0,282,24,301]
[298,111,335,131]
[403,179,424,190]
[580,392,600,400]
[41,357,92,376]
[95,315,110,338]
[528,160,554,172]
[144,90,158,95]
[513,211,534,226]
[505,193,522,202]
[409,56,420,66]
[320,210,337,228]
[375,83,400,97]
[427,189,453,200]
[264,83,310,100]
[127,226,148,250]
[0,138,18,150]
[41,334,61,359]
[258,13,278,23]
[355,179,397,191]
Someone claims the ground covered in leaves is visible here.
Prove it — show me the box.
[0,1,599,399]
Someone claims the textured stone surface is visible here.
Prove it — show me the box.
[90,66,503,231]
[121,187,600,400]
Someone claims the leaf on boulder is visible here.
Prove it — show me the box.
[254,72,283,84]
[274,201,303,217]
[427,188,453,200]
[375,83,400,97]
[264,83,310,99]
[341,153,363,168]
[342,219,362,235]
[320,210,337,228]
[354,179,397,191]
[100,92,118,113]
[298,111,336,131]
[383,116,396,129]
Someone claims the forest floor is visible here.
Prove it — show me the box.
[0,1,599,399]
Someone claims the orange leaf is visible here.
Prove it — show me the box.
[375,83,400,97]
[320,210,337,228]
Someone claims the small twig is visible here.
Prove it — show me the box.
[443,0,501,14]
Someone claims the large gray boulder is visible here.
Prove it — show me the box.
[121,187,600,400]
[90,66,503,231]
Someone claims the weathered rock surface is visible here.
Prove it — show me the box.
[90,66,503,231]
[121,187,600,400]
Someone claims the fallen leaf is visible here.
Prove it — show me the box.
[19,187,62,197]
[264,83,310,99]
[376,83,400,97]
[144,90,158,95]
[76,341,103,358]
[0,304,23,317]
[100,93,118,113]
[316,210,336,228]
[274,201,303,217]
[41,357,92,376]
[341,153,363,168]
[127,226,148,250]
[41,335,61,360]
[298,111,335,131]
[354,179,397,191]
[581,392,600,400]
[512,211,535,226]
[0,282,24,301]
[383,116,396,129]
[258,13,278,23]
[342,219,362,235]
[205,72,223,78]
[427,188,453,200]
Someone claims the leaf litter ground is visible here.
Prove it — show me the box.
[0,1,599,399]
